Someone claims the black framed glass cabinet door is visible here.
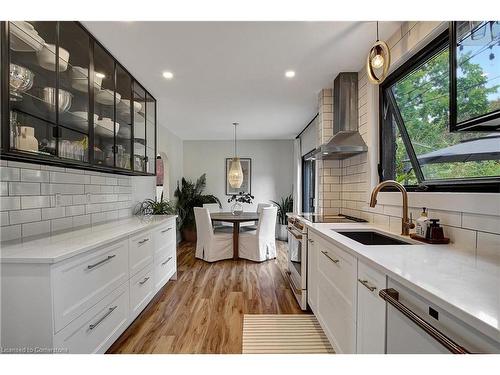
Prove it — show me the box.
[1,21,156,176]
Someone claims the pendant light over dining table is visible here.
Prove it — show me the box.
[228,122,243,189]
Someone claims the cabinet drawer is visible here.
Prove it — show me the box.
[130,263,154,321]
[154,222,176,251]
[316,236,356,304]
[129,231,154,276]
[154,244,176,292]
[317,274,355,353]
[53,283,129,354]
[52,239,129,332]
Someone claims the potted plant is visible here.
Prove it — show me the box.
[271,194,293,241]
[174,174,221,242]
[134,192,176,217]
[227,192,254,216]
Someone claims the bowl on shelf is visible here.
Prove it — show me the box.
[120,99,142,113]
[67,111,98,131]
[9,21,45,52]
[9,63,34,101]
[36,43,70,72]
[37,87,73,112]
[117,125,131,138]
[95,117,120,137]
[95,89,121,106]
[70,66,104,93]
[40,87,73,112]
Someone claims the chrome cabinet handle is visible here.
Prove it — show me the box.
[161,228,172,233]
[358,279,377,292]
[89,306,117,330]
[87,254,116,269]
[321,250,339,264]
[139,277,150,285]
[138,238,150,244]
[161,257,173,266]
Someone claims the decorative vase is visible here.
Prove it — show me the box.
[231,202,243,216]
[17,126,38,152]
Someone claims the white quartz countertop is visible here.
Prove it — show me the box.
[303,220,500,343]
[0,215,177,264]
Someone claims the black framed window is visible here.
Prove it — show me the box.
[450,21,500,131]
[302,157,315,213]
[380,30,500,192]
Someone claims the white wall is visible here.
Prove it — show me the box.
[157,124,183,201]
[183,140,294,211]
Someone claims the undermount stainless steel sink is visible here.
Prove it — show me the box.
[334,231,413,245]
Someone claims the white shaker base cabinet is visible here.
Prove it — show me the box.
[306,226,500,354]
[0,216,177,354]
[356,261,387,354]
[308,230,357,354]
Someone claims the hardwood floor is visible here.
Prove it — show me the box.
[107,240,305,354]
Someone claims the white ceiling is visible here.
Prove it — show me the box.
[83,21,401,140]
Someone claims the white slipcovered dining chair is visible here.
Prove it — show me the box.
[194,207,233,262]
[203,203,232,233]
[239,206,277,262]
[242,202,272,231]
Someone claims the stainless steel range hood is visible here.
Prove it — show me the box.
[307,72,367,161]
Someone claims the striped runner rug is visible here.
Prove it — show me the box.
[242,314,334,354]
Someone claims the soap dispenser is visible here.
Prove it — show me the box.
[415,207,429,239]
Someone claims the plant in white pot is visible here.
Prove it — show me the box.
[227,192,254,216]
[271,194,293,241]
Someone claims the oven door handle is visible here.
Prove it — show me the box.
[379,288,470,354]
[285,270,302,295]
[287,228,303,240]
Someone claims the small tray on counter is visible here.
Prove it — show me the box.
[409,233,450,244]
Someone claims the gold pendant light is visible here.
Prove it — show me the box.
[228,122,243,189]
[367,21,391,84]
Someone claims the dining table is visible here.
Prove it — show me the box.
[210,211,259,259]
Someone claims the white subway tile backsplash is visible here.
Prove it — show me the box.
[1,212,9,226]
[1,224,21,241]
[51,217,73,232]
[8,161,40,169]
[0,167,20,181]
[0,181,8,196]
[462,213,500,235]
[10,209,41,225]
[90,175,106,185]
[443,226,477,257]
[1,162,133,242]
[22,220,50,237]
[9,182,40,196]
[65,205,85,216]
[106,177,118,185]
[427,209,461,228]
[41,183,84,195]
[20,169,49,183]
[0,196,21,211]
[73,214,91,227]
[476,232,500,271]
[41,207,66,220]
[21,196,51,209]
[50,171,89,184]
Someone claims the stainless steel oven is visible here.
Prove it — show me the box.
[286,217,307,310]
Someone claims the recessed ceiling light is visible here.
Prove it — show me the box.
[162,71,174,80]
[285,70,295,78]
